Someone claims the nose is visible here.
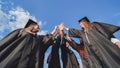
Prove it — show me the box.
[80,23,82,26]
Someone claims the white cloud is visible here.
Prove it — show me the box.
[8,6,33,30]
[38,30,48,35]
[8,6,48,34]
[0,9,9,32]
[8,6,48,33]
[0,1,47,39]
[0,4,1,9]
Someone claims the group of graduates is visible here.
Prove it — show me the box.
[0,17,120,68]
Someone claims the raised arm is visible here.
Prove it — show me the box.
[68,28,82,38]
[39,26,58,45]
[59,23,82,38]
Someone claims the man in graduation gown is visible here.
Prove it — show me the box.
[47,36,61,68]
[59,17,120,68]
[0,19,57,68]
[61,40,80,68]
[59,29,79,68]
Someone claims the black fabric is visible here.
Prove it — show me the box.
[68,39,85,60]
[24,19,37,28]
[61,38,69,68]
[78,17,90,23]
[48,37,61,68]
[0,29,54,68]
[0,29,21,52]
[93,22,120,39]
[37,34,54,68]
[0,29,38,68]
[69,23,120,68]
[67,48,80,68]
[47,36,79,68]
[61,38,79,68]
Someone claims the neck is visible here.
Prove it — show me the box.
[84,28,89,33]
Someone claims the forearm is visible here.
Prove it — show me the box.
[68,28,81,38]
[68,39,79,51]
[51,26,58,36]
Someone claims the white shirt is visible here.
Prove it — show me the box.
[111,38,120,44]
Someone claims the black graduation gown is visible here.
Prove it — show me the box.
[37,34,54,68]
[61,38,79,68]
[0,29,54,68]
[66,48,80,68]
[68,39,85,60]
[47,37,61,68]
[0,29,38,68]
[68,22,120,68]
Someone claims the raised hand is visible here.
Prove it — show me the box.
[51,26,59,36]
[59,23,65,31]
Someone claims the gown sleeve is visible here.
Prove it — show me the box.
[68,28,82,38]
[93,22,120,39]
[41,34,54,45]
[0,29,21,52]
[47,37,61,68]
[68,39,79,51]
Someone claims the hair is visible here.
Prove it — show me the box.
[28,23,38,27]
[81,21,96,33]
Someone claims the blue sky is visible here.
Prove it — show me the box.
[0,0,120,68]
[12,0,120,38]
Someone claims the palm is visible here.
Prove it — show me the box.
[59,23,64,30]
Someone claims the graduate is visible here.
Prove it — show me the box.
[59,28,79,68]
[47,34,61,68]
[59,17,120,68]
[47,26,79,68]
[0,19,57,68]
[33,23,57,68]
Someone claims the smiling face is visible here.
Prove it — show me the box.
[79,22,85,28]
[32,25,39,33]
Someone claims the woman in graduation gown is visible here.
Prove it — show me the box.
[60,17,120,68]
[0,19,56,68]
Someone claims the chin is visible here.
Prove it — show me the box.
[35,31,38,33]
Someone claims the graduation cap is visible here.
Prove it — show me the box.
[78,17,90,23]
[24,19,37,28]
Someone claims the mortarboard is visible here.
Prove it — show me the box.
[24,19,37,28]
[78,17,90,23]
